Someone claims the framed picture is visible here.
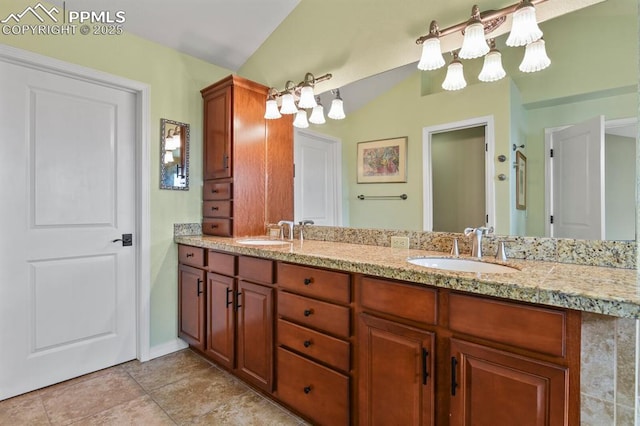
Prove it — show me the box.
[357,137,407,183]
[515,150,527,210]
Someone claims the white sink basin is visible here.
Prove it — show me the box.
[407,257,518,274]
[236,238,291,246]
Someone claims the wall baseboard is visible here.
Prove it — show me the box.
[147,338,189,360]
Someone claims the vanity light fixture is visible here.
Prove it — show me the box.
[442,51,467,91]
[327,89,346,120]
[478,39,506,82]
[519,38,550,72]
[415,0,548,89]
[309,96,326,124]
[264,72,346,126]
[459,5,490,59]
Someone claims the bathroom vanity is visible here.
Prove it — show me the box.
[174,232,638,425]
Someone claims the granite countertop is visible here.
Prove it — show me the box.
[175,235,640,319]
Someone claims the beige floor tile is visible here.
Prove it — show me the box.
[41,368,146,425]
[185,390,303,426]
[150,368,249,424]
[122,350,212,392]
[69,395,176,426]
[0,392,50,425]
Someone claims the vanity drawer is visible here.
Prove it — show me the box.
[276,347,349,426]
[277,319,350,372]
[449,293,566,357]
[278,292,350,338]
[203,181,232,200]
[203,200,232,217]
[360,276,437,325]
[202,218,232,236]
[207,251,236,276]
[178,245,205,268]
[238,256,274,284]
[277,263,350,304]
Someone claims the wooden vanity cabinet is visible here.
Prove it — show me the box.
[275,262,352,425]
[177,245,207,351]
[201,75,293,237]
[205,252,275,392]
[358,277,437,426]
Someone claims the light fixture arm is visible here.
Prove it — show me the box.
[274,73,333,97]
[415,0,547,45]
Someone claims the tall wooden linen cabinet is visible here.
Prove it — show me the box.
[201,75,294,237]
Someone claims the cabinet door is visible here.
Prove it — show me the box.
[203,86,232,180]
[178,264,206,351]
[236,280,274,392]
[449,338,568,426]
[205,272,235,369]
[359,314,434,426]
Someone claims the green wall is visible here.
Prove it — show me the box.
[0,0,232,347]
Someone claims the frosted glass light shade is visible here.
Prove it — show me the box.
[309,104,326,124]
[506,2,543,47]
[478,50,506,82]
[459,22,490,59]
[418,38,445,71]
[280,93,298,114]
[293,109,309,128]
[298,86,317,109]
[264,99,282,119]
[442,61,466,91]
[519,38,550,73]
[327,98,345,120]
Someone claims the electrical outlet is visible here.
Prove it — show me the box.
[390,236,410,249]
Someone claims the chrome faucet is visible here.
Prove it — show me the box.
[298,220,314,242]
[277,220,295,240]
[463,226,494,258]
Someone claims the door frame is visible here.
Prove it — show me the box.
[544,116,637,237]
[422,116,496,232]
[0,45,151,362]
[293,128,343,226]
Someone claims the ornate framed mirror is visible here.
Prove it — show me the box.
[160,118,190,190]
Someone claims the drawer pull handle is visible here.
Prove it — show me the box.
[212,206,219,211]
[303,340,312,348]
[451,356,458,396]
[235,292,242,311]
[211,189,219,193]
[186,253,194,258]
[303,309,313,317]
[210,224,219,229]
[303,277,312,285]
[303,386,312,394]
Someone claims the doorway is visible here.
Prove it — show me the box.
[422,116,496,232]
[294,129,343,226]
[0,46,150,401]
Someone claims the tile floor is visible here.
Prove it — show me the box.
[0,349,309,425]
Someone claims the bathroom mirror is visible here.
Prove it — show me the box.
[160,118,190,190]
[308,0,637,239]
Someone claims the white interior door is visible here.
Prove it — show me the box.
[0,59,138,400]
[294,130,342,226]
[550,116,605,239]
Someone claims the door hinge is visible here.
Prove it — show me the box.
[550,149,554,158]
[550,215,554,224]
[486,214,489,223]
[485,143,488,152]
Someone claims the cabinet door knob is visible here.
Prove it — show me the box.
[303,340,312,348]
[303,309,313,317]
[303,386,312,394]
[303,278,312,285]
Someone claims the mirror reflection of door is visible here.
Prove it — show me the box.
[431,127,486,233]
[546,116,636,240]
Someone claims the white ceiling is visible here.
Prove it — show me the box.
[50,0,300,70]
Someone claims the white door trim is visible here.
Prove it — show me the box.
[0,45,151,362]
[422,116,496,232]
